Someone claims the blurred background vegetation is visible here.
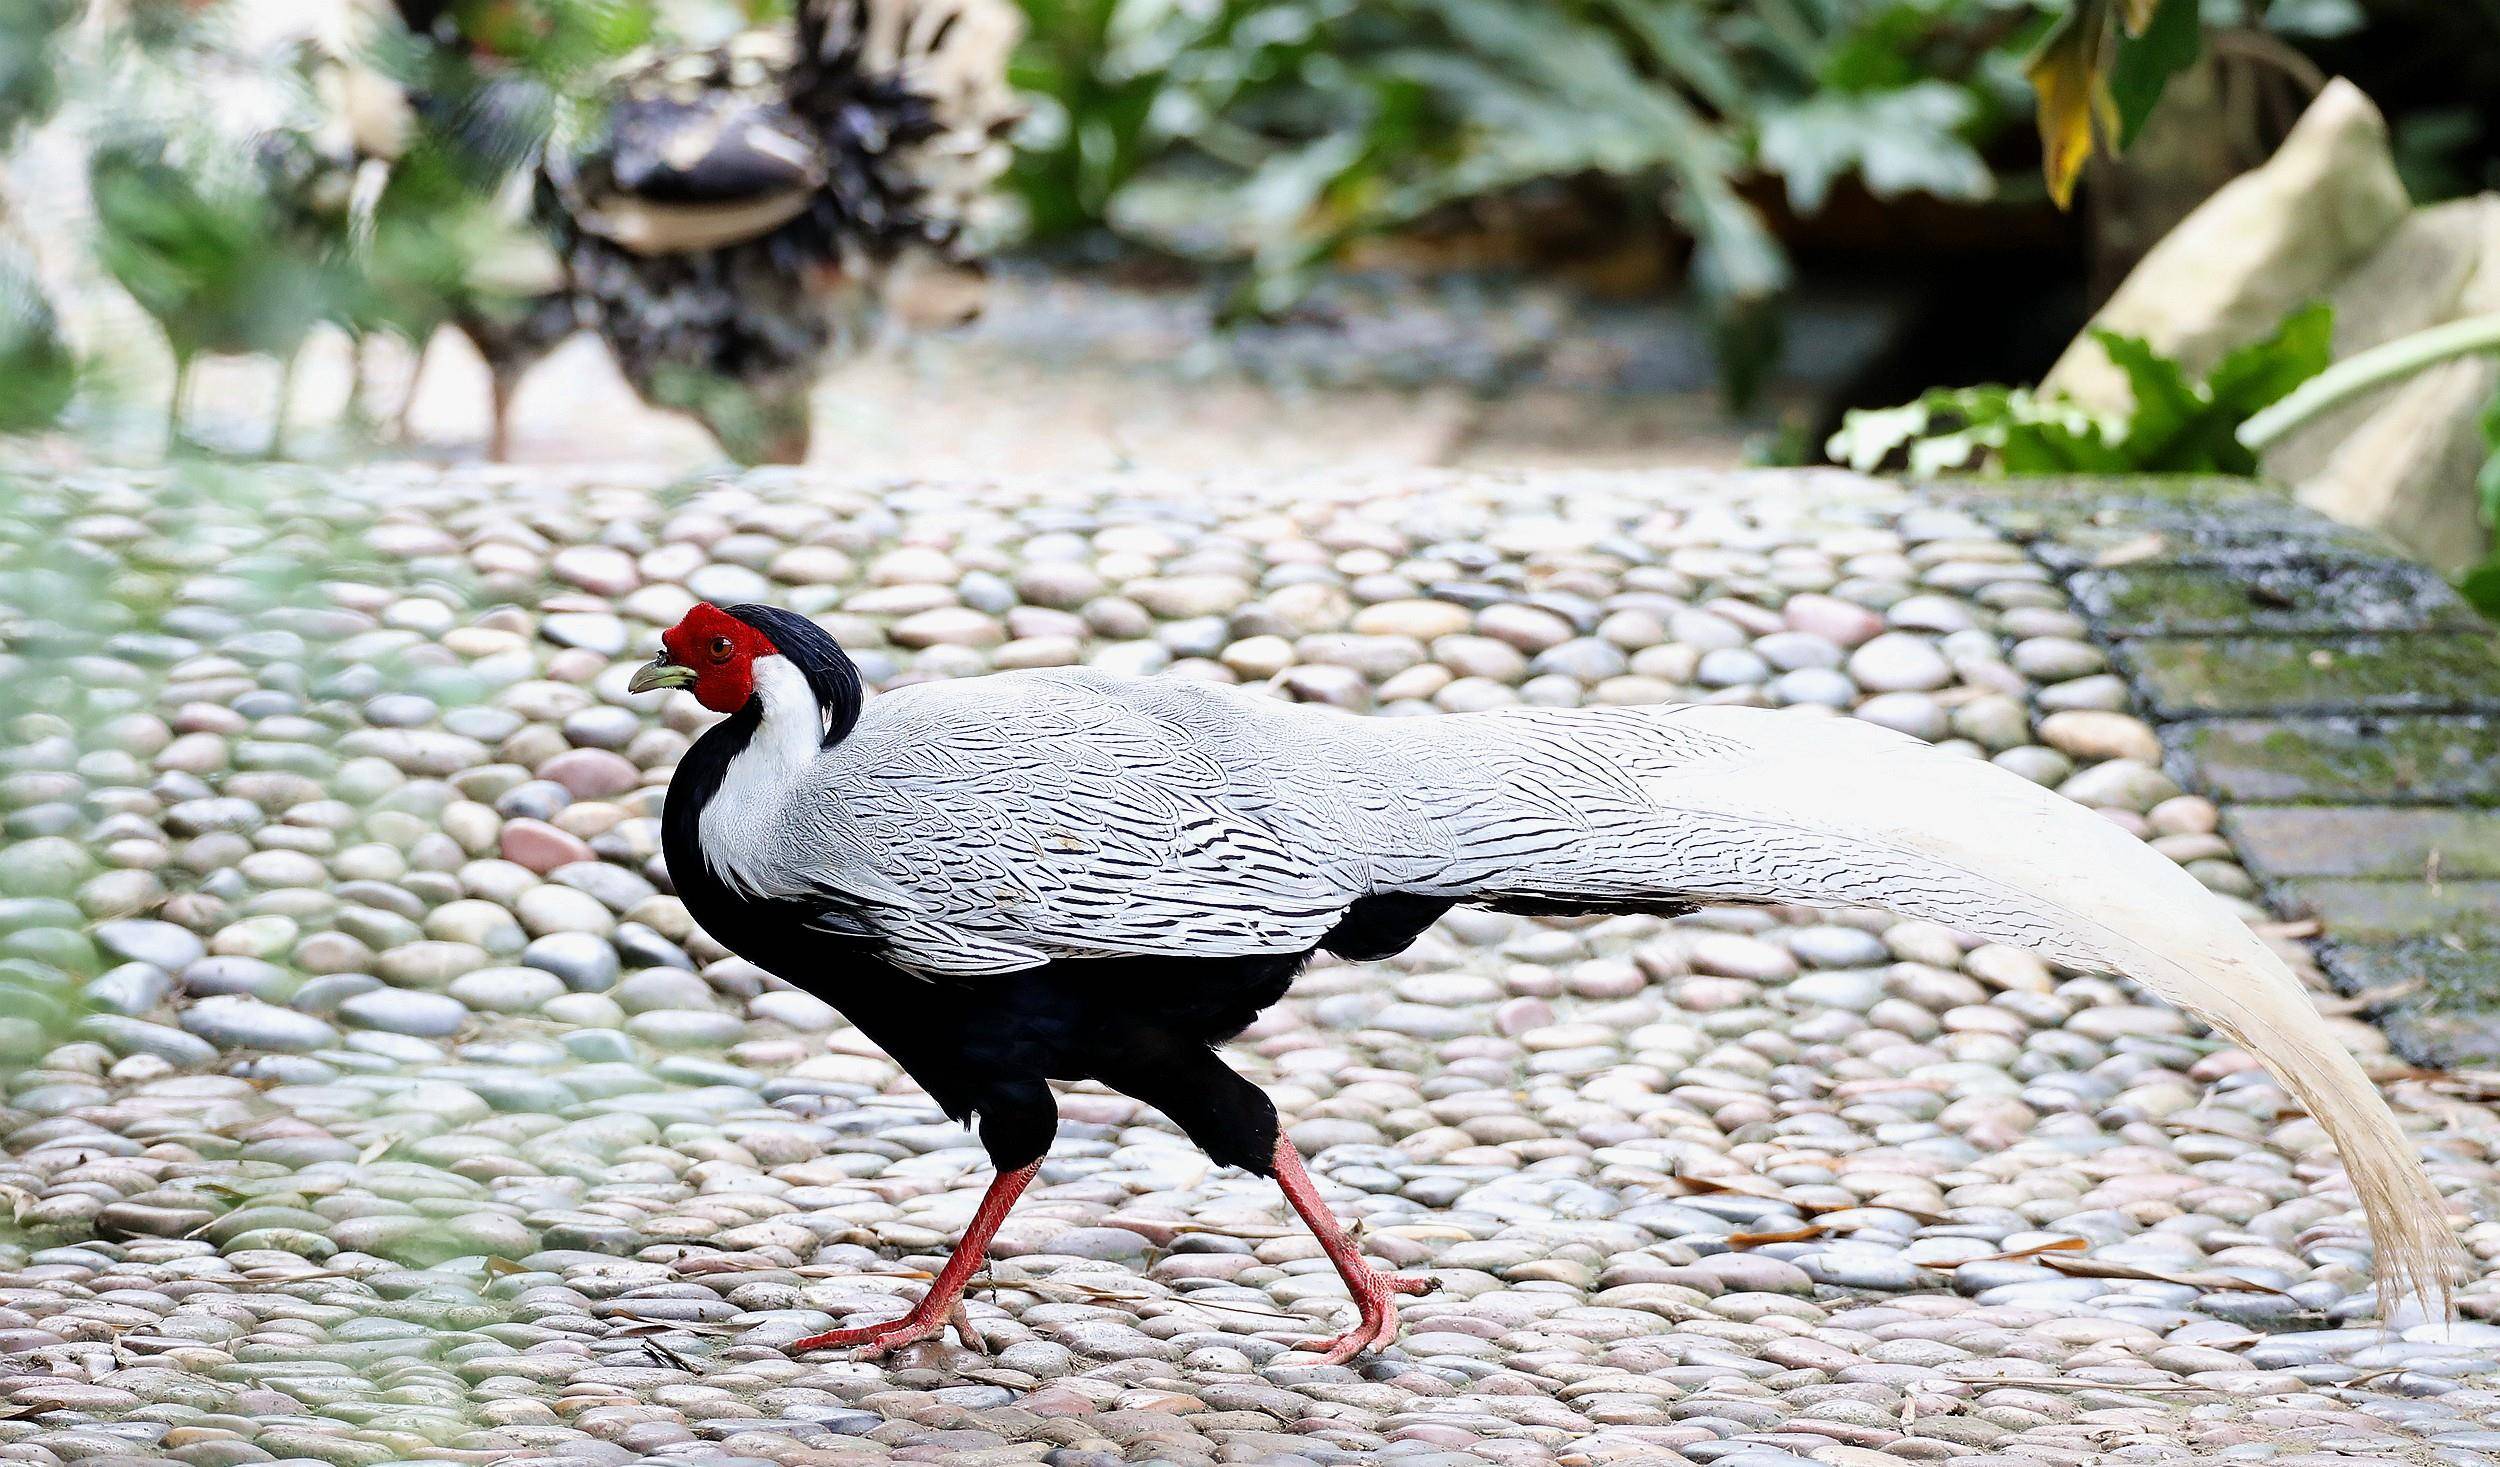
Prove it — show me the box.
[994,0,2500,400]
[10,1,2497,413]
[1,0,2497,492]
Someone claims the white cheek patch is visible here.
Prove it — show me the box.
[697,655,826,899]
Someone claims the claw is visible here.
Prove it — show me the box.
[789,1307,952,1357]
[1290,1309,1399,1366]
[1283,1272,1433,1365]
[946,1295,989,1355]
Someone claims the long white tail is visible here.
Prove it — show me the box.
[1464,704,2458,1317]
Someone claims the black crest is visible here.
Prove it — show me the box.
[726,602,864,745]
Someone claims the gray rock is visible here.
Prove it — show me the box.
[92,919,204,971]
[449,966,569,1012]
[338,989,472,1037]
[177,995,340,1053]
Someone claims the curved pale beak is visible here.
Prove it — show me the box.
[628,656,695,695]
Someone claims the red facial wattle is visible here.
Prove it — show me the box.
[661,603,781,712]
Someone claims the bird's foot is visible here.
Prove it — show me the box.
[788,1295,988,1357]
[1287,1272,1437,1366]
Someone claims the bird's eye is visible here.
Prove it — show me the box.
[708,636,735,663]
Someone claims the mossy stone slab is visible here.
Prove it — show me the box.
[2318,938,2500,1067]
[2022,519,2397,575]
[2224,806,2500,881]
[2070,557,2482,638]
[1928,477,2393,561]
[2120,635,2500,719]
[2273,877,2500,943]
[2165,716,2500,806]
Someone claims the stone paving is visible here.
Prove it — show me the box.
[2,461,2499,1467]
[1933,478,2500,1069]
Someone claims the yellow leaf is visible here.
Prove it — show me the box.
[2026,6,2110,210]
[2118,0,2160,34]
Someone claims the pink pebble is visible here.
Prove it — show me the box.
[540,748,640,800]
[500,819,593,874]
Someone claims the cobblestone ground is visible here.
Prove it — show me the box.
[1,463,2498,1467]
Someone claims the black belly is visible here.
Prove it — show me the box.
[661,797,1304,1100]
[700,893,1308,1121]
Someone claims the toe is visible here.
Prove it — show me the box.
[789,1325,879,1353]
[1296,1331,1367,1367]
[1290,1308,1402,1366]
[945,1297,989,1355]
[789,1311,929,1354]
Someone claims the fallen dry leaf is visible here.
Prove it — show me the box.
[1726,1224,1826,1249]
[1925,1237,2089,1269]
[2034,1254,2290,1295]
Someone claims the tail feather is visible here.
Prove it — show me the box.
[1475,704,2459,1318]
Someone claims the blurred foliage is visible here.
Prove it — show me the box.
[0,0,84,149]
[87,123,359,441]
[1007,0,2054,244]
[1826,299,2331,473]
[0,252,75,434]
[2462,386,2500,620]
[387,0,659,147]
[1003,0,2079,398]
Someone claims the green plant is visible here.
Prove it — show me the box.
[0,249,75,434]
[1013,0,2048,399]
[1219,0,1811,393]
[2454,379,2500,619]
[2024,0,2204,206]
[1827,300,2332,474]
[0,0,82,151]
[1006,0,1355,245]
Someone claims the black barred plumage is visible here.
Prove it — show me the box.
[638,600,2460,1363]
[395,0,1019,462]
[555,0,1019,463]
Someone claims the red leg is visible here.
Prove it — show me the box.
[1271,1136,1436,1364]
[790,1159,1040,1356]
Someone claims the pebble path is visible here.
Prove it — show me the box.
[0,461,2496,1466]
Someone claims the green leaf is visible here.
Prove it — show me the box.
[2206,300,2336,416]
[1602,0,1746,116]
[2106,0,2201,147]
[1825,301,2338,478]
[1759,83,1992,216]
[2476,385,2500,532]
[2093,327,2209,464]
[1826,401,1935,473]
[2459,559,2500,621]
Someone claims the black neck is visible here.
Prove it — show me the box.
[725,603,863,747]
